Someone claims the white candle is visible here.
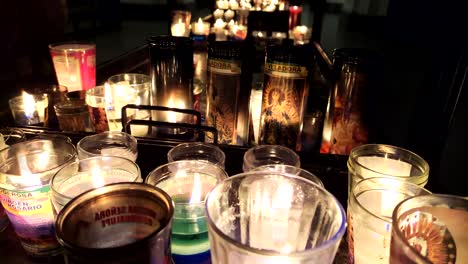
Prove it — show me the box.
[166,97,186,123]
[224,9,235,20]
[229,0,239,10]
[213,9,224,19]
[192,18,210,36]
[171,19,187,37]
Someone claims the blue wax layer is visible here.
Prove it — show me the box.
[172,250,211,264]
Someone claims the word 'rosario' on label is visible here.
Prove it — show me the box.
[101,214,153,228]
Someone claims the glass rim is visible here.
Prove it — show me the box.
[205,171,346,256]
[348,144,430,179]
[243,145,300,170]
[0,139,77,175]
[351,177,431,223]
[145,160,228,201]
[55,182,173,252]
[9,93,48,103]
[107,73,151,84]
[252,164,324,187]
[51,156,141,200]
[391,194,468,264]
[167,142,226,164]
[77,131,138,158]
[49,41,96,52]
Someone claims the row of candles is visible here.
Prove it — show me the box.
[171,9,310,43]
[0,130,466,263]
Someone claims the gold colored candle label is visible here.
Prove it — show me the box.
[207,58,242,145]
[260,62,308,150]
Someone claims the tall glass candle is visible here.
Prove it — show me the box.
[259,43,312,150]
[147,36,194,124]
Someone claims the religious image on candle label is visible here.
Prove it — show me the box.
[398,210,457,264]
[0,186,60,253]
[206,58,242,145]
[320,71,369,155]
[259,62,308,150]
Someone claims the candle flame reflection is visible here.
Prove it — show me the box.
[189,172,202,204]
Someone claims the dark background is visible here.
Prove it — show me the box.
[0,0,466,195]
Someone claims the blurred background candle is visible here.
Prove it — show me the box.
[9,92,48,125]
[51,156,142,214]
[192,18,210,36]
[171,10,191,37]
[146,160,227,263]
[49,42,96,92]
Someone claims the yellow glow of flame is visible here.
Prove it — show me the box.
[189,172,202,204]
[22,91,36,118]
[167,97,186,123]
[17,152,44,186]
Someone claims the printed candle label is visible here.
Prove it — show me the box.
[0,186,59,254]
[260,62,308,150]
[206,58,242,145]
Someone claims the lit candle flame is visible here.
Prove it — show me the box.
[17,152,46,186]
[22,91,36,119]
[167,97,186,123]
[189,172,202,204]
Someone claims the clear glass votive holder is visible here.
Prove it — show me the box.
[77,131,138,162]
[9,93,48,125]
[145,160,228,263]
[243,145,300,172]
[54,100,95,132]
[107,73,151,136]
[55,183,174,264]
[347,177,431,264]
[167,142,226,169]
[85,85,110,133]
[253,164,324,187]
[0,139,77,256]
[171,10,192,37]
[390,194,468,264]
[347,144,430,194]
[49,42,96,92]
[51,156,142,214]
[205,171,346,264]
